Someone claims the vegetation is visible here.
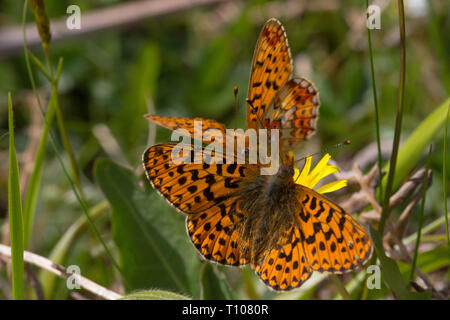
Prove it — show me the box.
[0,0,448,300]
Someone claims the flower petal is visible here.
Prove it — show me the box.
[316,180,348,194]
[308,153,331,178]
[296,156,312,186]
[306,154,334,187]
[308,163,341,188]
[294,153,347,194]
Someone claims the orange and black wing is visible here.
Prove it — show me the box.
[145,115,226,139]
[262,77,320,151]
[143,143,258,266]
[253,223,312,291]
[295,184,372,273]
[246,18,292,130]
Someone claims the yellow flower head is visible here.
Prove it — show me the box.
[292,153,347,194]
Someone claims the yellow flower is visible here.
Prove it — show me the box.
[293,153,347,194]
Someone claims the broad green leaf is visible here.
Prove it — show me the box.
[8,93,24,300]
[398,245,450,275]
[122,290,191,300]
[382,97,450,192]
[95,159,201,298]
[200,263,234,300]
[370,227,430,299]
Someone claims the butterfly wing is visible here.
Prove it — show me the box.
[246,18,293,130]
[262,78,320,151]
[143,143,258,266]
[295,184,372,273]
[253,223,312,291]
[145,115,226,139]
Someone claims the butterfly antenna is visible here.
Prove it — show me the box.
[294,140,351,164]
[234,86,239,130]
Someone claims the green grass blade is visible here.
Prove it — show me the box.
[409,145,432,282]
[360,1,384,299]
[22,0,48,248]
[22,0,83,247]
[404,215,449,245]
[22,0,122,283]
[22,90,56,248]
[378,0,407,236]
[51,80,84,196]
[27,49,51,81]
[33,0,83,197]
[444,104,450,248]
[8,93,25,300]
[366,0,383,203]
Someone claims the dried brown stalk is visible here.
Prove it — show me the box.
[0,244,122,300]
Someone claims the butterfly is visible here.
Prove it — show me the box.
[142,18,372,291]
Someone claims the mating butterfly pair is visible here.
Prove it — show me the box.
[142,19,372,291]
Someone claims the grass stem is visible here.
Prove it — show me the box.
[444,105,449,248]
[366,0,383,203]
[378,0,407,236]
[409,145,432,281]
[8,93,25,300]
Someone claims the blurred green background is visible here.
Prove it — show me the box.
[0,0,448,299]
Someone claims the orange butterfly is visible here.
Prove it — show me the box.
[142,18,372,291]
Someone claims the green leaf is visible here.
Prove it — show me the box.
[370,227,430,299]
[399,245,450,275]
[8,93,25,300]
[382,97,450,192]
[200,263,234,300]
[443,104,450,247]
[122,290,191,300]
[95,159,201,297]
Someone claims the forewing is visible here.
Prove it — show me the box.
[145,115,226,139]
[142,143,257,266]
[246,18,292,129]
